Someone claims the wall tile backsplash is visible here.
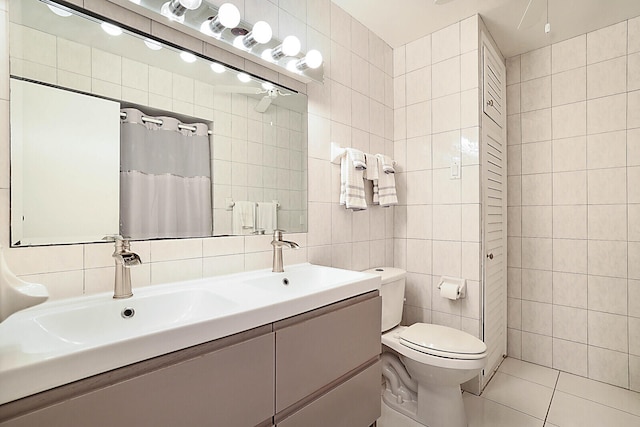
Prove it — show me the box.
[507,16,640,391]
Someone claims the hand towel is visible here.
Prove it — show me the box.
[363,153,381,204]
[232,201,255,235]
[256,202,278,233]
[363,153,379,181]
[375,154,398,207]
[378,154,396,173]
[350,148,367,170]
[340,148,367,210]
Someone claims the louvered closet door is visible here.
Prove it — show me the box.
[481,37,507,388]
[483,41,504,126]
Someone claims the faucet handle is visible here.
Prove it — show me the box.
[103,235,132,243]
[272,229,286,240]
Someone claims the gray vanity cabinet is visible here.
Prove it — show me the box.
[276,361,381,427]
[274,293,382,427]
[0,328,275,427]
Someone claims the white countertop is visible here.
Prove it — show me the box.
[0,263,380,405]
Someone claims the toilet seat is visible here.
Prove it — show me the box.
[382,326,487,370]
[399,323,487,360]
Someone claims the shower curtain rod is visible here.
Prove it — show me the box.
[119,111,213,135]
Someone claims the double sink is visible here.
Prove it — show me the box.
[0,263,380,404]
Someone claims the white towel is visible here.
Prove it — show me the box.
[378,154,396,173]
[256,202,278,233]
[232,201,255,235]
[363,153,379,181]
[374,154,398,207]
[350,148,367,170]
[364,153,381,204]
[340,148,367,210]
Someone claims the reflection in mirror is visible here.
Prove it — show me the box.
[8,0,308,246]
[10,78,121,246]
[119,107,212,239]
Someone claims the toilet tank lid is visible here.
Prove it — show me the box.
[363,267,406,284]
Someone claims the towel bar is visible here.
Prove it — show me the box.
[225,199,280,210]
[330,142,397,167]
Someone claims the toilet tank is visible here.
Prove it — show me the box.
[364,267,406,332]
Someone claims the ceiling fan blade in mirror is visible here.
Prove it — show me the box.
[254,95,272,113]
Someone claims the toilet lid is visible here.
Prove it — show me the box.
[399,323,487,357]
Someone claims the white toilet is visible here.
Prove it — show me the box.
[365,267,487,427]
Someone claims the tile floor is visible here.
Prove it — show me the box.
[378,357,640,427]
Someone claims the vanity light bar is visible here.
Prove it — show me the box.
[121,0,324,83]
[42,0,307,90]
[119,111,212,135]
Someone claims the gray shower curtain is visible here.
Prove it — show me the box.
[120,108,212,239]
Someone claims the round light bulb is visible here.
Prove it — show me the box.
[286,59,298,73]
[261,49,275,62]
[281,35,301,56]
[210,62,225,73]
[101,22,123,36]
[144,38,162,50]
[180,51,197,63]
[233,36,247,50]
[218,3,240,28]
[181,0,202,9]
[305,49,323,69]
[199,20,215,37]
[237,72,251,83]
[252,21,272,44]
[47,5,73,17]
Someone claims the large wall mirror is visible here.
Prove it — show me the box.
[9,0,308,247]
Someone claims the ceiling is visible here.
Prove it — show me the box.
[331,0,640,58]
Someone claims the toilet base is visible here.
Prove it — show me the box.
[382,378,467,427]
[381,386,417,421]
[416,382,467,427]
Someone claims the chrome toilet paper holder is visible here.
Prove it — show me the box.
[438,276,467,299]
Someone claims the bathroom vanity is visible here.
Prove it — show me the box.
[0,264,381,426]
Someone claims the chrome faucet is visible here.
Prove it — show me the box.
[111,238,141,299]
[270,230,300,273]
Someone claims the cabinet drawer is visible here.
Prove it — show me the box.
[2,333,275,427]
[275,295,381,412]
[276,361,381,427]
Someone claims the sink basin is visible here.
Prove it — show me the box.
[18,288,237,354]
[241,263,372,295]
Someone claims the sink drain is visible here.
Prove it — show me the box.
[121,307,135,319]
[282,278,289,286]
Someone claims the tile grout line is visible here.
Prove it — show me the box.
[482,365,559,423]
[542,370,561,425]
[553,384,640,419]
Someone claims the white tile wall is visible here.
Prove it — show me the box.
[508,15,640,391]
[394,16,481,335]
